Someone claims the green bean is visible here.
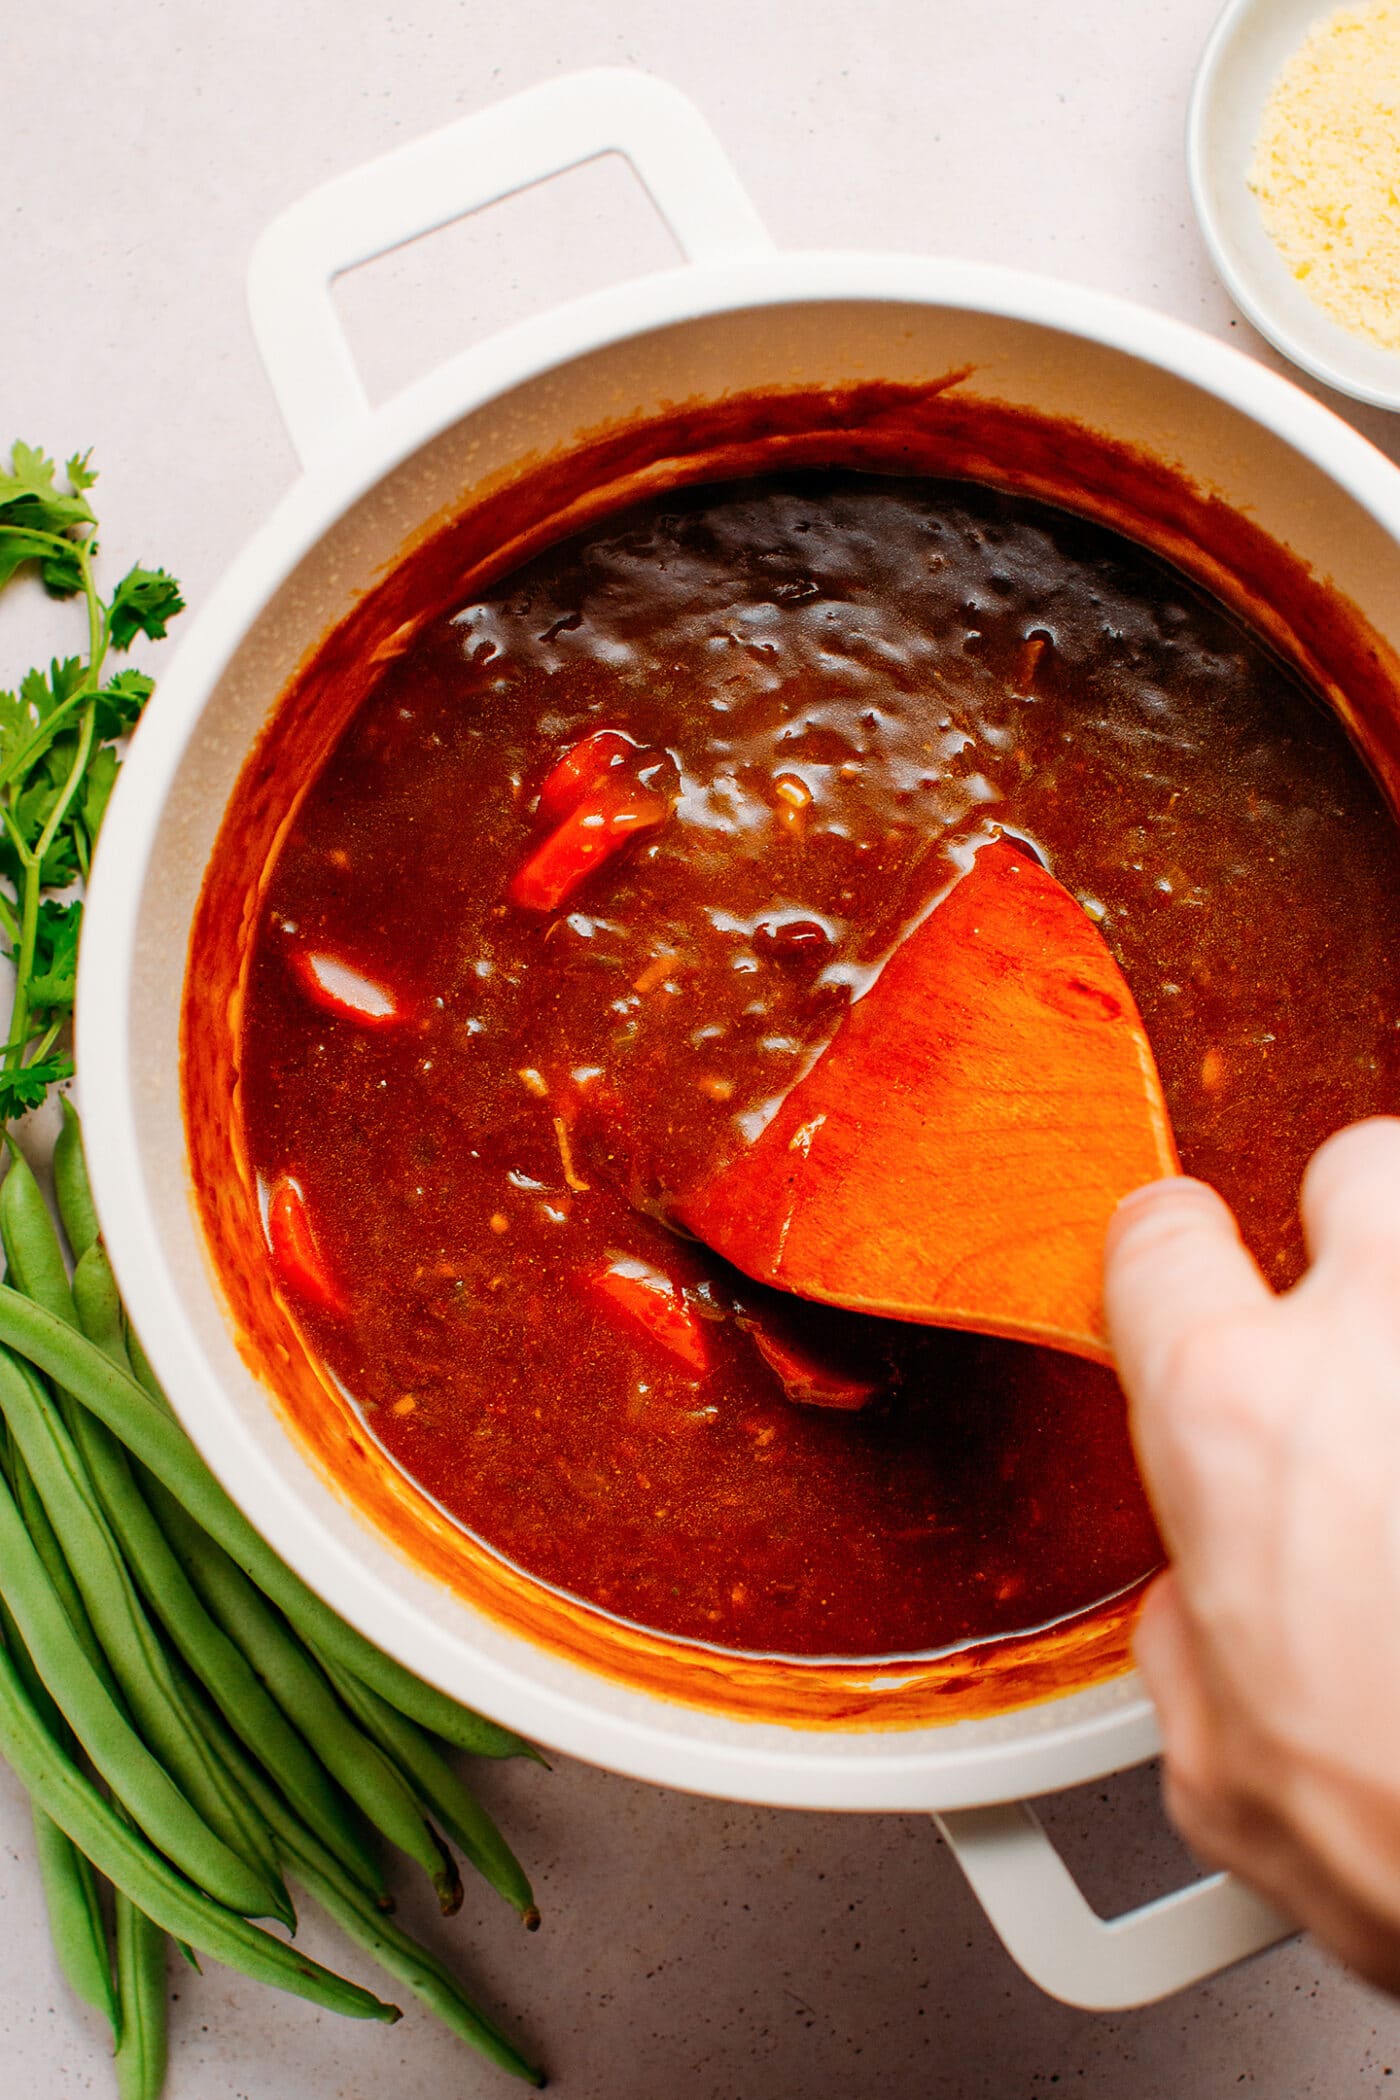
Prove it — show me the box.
[287,1837,544,2085]
[0,1587,83,1749]
[11,1443,113,1690]
[53,1099,100,1262]
[320,1650,538,1926]
[0,1627,399,2022]
[55,1107,163,1414]
[119,1317,171,1418]
[0,1593,121,2041]
[72,1240,133,1372]
[196,1697,542,2087]
[0,1284,537,1760]
[147,1476,460,1915]
[34,1808,120,2039]
[0,1453,273,1917]
[0,1345,291,1922]
[114,1890,168,2100]
[1,1140,75,1321]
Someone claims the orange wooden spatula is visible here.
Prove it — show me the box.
[677,837,1178,1365]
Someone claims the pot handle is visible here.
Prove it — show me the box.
[247,68,774,470]
[935,1800,1293,2010]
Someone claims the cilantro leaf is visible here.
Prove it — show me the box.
[0,1054,74,1119]
[0,691,21,764]
[0,530,71,593]
[26,900,81,1017]
[37,546,85,598]
[0,533,84,599]
[20,659,89,726]
[108,567,185,650]
[93,667,153,742]
[0,659,89,793]
[0,443,97,539]
[0,446,97,600]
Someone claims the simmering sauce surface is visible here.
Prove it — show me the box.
[239,474,1400,1659]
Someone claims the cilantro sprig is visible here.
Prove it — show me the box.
[0,444,183,1118]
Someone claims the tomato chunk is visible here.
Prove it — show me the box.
[288,948,401,1026]
[535,728,638,826]
[267,1175,344,1313]
[508,774,671,913]
[589,1258,711,1375]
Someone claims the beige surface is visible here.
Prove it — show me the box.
[5,0,1400,2092]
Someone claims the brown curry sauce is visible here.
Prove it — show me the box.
[186,384,1400,1723]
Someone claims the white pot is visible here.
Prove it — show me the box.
[85,66,1400,2010]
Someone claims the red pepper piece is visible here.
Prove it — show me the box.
[589,1258,711,1375]
[288,948,400,1026]
[733,1289,885,1410]
[535,728,638,826]
[508,774,671,913]
[267,1175,344,1314]
[748,1325,880,1410]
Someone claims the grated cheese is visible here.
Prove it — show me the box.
[1250,1,1400,351]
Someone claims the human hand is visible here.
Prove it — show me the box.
[1104,1117,1400,1992]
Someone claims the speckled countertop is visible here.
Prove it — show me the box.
[5,2,1400,2093]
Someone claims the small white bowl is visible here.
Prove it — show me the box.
[1188,0,1400,411]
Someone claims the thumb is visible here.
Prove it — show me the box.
[1104,1178,1272,1396]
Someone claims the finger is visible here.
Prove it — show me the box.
[1299,1117,1400,1275]
[1103,1178,1272,1413]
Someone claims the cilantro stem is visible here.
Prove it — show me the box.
[5,702,95,1076]
[0,805,31,869]
[81,565,105,696]
[0,525,87,559]
[6,862,41,1076]
[32,704,96,876]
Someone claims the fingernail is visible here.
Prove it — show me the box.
[1111,1177,1216,1226]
